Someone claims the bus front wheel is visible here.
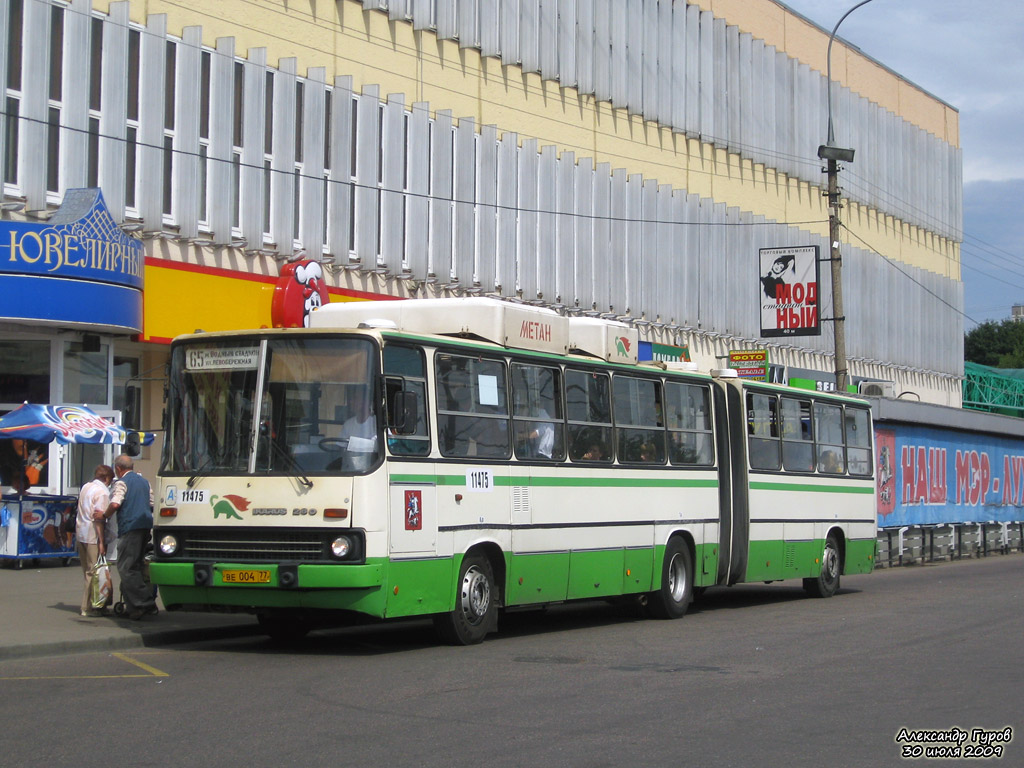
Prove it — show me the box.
[804,533,841,598]
[647,538,693,619]
[434,554,497,645]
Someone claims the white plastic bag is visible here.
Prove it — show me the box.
[90,554,112,610]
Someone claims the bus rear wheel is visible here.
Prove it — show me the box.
[647,538,693,619]
[434,553,497,645]
[804,533,841,598]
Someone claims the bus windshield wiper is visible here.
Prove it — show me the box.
[186,453,218,488]
[266,438,314,490]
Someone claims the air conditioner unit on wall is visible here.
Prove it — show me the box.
[858,380,896,398]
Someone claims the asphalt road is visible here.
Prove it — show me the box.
[2,556,1021,768]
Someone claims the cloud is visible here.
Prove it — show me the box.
[962,179,1024,325]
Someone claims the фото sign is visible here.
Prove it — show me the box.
[729,349,769,381]
[759,245,820,338]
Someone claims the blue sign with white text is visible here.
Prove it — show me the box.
[875,423,1024,527]
[0,189,143,332]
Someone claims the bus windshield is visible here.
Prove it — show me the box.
[163,336,380,476]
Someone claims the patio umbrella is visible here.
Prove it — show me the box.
[0,403,128,445]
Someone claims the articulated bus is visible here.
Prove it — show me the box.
[150,298,876,644]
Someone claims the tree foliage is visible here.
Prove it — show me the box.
[964,320,1024,368]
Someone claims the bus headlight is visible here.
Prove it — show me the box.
[158,534,180,557]
[329,535,352,559]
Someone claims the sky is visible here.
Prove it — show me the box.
[778,0,1024,328]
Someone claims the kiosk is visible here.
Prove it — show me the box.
[0,403,131,567]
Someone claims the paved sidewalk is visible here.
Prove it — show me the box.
[0,557,259,661]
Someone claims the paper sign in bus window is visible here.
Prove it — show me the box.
[478,374,499,406]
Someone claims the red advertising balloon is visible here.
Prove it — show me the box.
[271,260,330,328]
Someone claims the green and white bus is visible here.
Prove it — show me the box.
[150,298,876,644]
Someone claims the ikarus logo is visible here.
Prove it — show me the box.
[615,336,632,357]
[211,494,251,520]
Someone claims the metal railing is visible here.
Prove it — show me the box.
[876,522,1024,568]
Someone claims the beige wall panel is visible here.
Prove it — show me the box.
[842,55,898,116]
[839,203,960,280]
[897,84,958,145]
[944,106,960,146]
[704,0,786,50]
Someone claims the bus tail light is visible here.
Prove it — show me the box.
[160,507,178,518]
[324,508,348,519]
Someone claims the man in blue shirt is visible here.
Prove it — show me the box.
[97,454,157,620]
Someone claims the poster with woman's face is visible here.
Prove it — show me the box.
[758,246,821,338]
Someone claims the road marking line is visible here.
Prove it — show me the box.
[112,652,170,677]
[0,652,171,681]
[0,674,154,680]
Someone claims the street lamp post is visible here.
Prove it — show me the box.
[817,0,874,394]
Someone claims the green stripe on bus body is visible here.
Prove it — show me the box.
[844,538,877,574]
[744,536,876,582]
[383,557,456,616]
[390,473,718,489]
[749,481,875,494]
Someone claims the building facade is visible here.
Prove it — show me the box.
[1,0,963,489]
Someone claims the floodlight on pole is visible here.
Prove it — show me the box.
[817,144,856,163]
[819,0,874,394]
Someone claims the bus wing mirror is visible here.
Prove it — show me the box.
[391,391,418,435]
[124,385,141,430]
[124,430,142,457]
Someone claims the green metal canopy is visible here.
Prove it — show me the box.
[962,362,1024,418]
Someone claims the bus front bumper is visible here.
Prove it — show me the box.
[149,561,386,612]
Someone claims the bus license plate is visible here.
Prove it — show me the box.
[221,569,271,584]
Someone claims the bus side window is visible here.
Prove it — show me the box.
[383,345,430,456]
[665,381,714,466]
[613,375,665,464]
[780,396,814,472]
[814,402,846,474]
[511,363,565,461]
[845,407,872,476]
[747,392,780,470]
[566,368,613,463]
[435,353,510,459]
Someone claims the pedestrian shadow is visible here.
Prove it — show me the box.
[51,601,83,614]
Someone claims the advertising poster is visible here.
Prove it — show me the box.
[759,245,820,337]
[728,350,769,381]
[638,341,691,363]
[0,496,77,559]
[875,424,1024,527]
